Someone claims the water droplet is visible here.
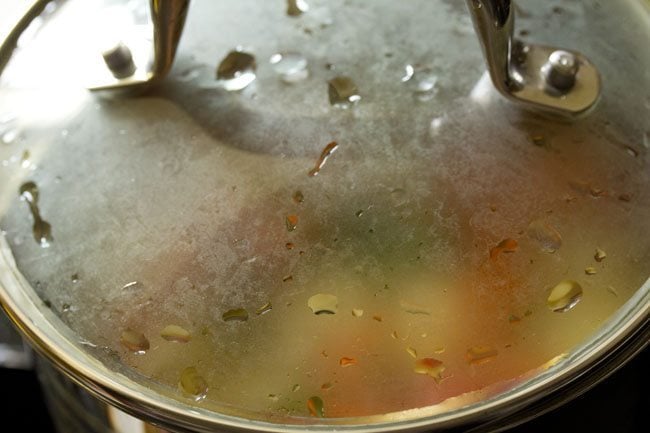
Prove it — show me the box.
[32,220,52,247]
[402,67,439,101]
[351,308,364,317]
[308,141,339,176]
[568,180,592,195]
[292,384,301,392]
[282,275,293,282]
[256,302,272,315]
[589,187,605,198]
[584,266,597,275]
[547,280,583,312]
[625,146,639,157]
[285,242,295,250]
[178,67,201,82]
[79,340,97,348]
[355,209,364,218]
[307,396,324,417]
[160,325,192,343]
[222,308,249,322]
[594,247,607,262]
[61,303,71,312]
[618,193,631,202]
[216,50,256,91]
[268,393,280,401]
[429,116,445,137]
[466,346,498,365]
[508,314,521,323]
[121,281,142,290]
[292,190,304,203]
[414,358,445,381]
[321,382,333,390]
[270,53,309,83]
[401,64,415,82]
[307,293,338,315]
[120,328,150,353]
[527,219,562,253]
[172,277,194,292]
[530,135,547,147]
[373,315,383,322]
[389,188,407,207]
[286,214,299,231]
[20,150,31,168]
[489,238,518,260]
[179,367,208,401]
[19,181,38,202]
[399,300,431,316]
[406,347,418,358]
[19,181,53,248]
[1,129,19,144]
[287,0,309,16]
[328,76,360,108]
[71,273,79,283]
[339,357,357,367]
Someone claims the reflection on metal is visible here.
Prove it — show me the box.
[466,0,601,116]
[0,1,189,92]
[89,0,189,91]
[0,0,52,77]
[107,406,146,433]
[107,406,171,433]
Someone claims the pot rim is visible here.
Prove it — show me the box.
[0,1,649,431]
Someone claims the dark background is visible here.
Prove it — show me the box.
[1,347,647,432]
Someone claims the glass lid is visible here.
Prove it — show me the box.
[0,0,648,430]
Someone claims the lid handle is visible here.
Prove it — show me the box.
[466,0,601,116]
[2,0,598,115]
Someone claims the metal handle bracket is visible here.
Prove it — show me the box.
[466,0,601,116]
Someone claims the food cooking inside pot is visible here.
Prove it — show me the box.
[3,118,647,420]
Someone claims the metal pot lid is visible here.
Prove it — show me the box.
[0,0,648,431]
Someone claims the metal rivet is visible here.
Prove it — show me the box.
[543,50,579,92]
[102,43,136,79]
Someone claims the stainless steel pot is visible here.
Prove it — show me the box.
[0,0,648,432]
